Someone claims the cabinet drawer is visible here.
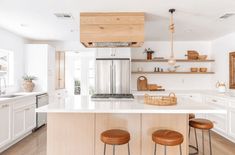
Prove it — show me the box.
[207,114,227,134]
[205,96,228,107]
[229,101,235,108]
[180,94,202,102]
[13,96,36,110]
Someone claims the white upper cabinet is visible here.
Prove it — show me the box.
[96,48,131,58]
[25,44,56,96]
[0,102,11,148]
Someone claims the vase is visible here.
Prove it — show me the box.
[147,52,152,60]
[23,80,35,92]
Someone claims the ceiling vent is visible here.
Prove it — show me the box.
[220,13,235,19]
[54,13,73,19]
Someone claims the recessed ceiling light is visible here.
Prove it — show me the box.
[54,13,73,19]
[70,29,78,32]
[20,24,28,27]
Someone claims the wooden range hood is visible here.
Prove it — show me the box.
[80,12,145,48]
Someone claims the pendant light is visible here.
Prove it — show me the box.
[168,8,176,66]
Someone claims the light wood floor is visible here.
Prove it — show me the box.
[1,126,235,155]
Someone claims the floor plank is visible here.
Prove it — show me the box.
[1,126,235,155]
[1,126,46,155]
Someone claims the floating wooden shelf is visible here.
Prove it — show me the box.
[131,59,215,62]
[132,71,215,74]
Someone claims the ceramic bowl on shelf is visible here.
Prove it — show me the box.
[190,68,198,72]
[198,55,208,60]
[199,68,207,72]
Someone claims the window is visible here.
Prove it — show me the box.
[0,49,14,88]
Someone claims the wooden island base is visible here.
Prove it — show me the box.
[47,113,188,155]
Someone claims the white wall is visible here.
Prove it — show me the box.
[211,32,235,89]
[131,41,214,90]
[0,28,27,92]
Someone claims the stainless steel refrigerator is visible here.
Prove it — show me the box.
[95,58,130,94]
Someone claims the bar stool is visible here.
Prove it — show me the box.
[189,113,195,137]
[101,129,130,155]
[189,113,195,120]
[152,129,184,155]
[189,118,213,155]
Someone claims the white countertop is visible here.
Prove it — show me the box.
[132,90,235,99]
[36,95,226,114]
[0,91,47,103]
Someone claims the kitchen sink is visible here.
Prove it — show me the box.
[0,95,23,98]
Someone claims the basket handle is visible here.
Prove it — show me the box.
[169,92,176,97]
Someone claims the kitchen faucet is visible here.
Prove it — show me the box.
[0,77,6,95]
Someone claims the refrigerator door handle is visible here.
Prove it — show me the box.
[113,64,116,94]
[110,64,113,94]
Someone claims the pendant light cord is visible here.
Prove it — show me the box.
[169,9,175,58]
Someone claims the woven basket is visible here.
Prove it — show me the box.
[186,51,199,60]
[144,93,177,106]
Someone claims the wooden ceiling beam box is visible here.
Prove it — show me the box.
[80,12,145,48]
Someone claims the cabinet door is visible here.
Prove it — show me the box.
[25,104,36,132]
[13,108,25,139]
[96,48,130,58]
[228,109,235,139]
[0,103,11,148]
[55,51,65,89]
[59,52,65,89]
[113,48,131,58]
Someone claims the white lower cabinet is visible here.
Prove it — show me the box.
[13,98,36,140]
[13,107,25,139]
[25,104,36,132]
[228,102,235,141]
[0,96,36,152]
[0,103,11,148]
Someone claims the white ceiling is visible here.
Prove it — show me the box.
[1,0,235,41]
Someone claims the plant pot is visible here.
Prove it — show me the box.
[23,80,35,92]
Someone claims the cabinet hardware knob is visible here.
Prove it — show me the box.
[1,104,9,108]
[212,121,217,124]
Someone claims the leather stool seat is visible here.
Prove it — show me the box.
[152,129,184,146]
[101,129,130,145]
[189,118,213,130]
[189,113,195,120]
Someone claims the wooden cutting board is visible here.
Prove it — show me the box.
[137,76,148,91]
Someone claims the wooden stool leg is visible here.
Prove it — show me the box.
[128,143,130,155]
[189,126,191,138]
[113,145,115,155]
[164,145,166,155]
[103,143,106,155]
[179,144,182,155]
[154,143,157,155]
[202,130,205,155]
[209,130,212,155]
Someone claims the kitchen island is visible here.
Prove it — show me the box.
[36,95,225,155]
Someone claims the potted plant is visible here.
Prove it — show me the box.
[22,75,37,92]
[144,48,155,60]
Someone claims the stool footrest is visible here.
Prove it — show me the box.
[189,145,198,155]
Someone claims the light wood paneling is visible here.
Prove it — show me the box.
[55,51,65,89]
[80,12,145,47]
[47,113,95,155]
[142,114,188,155]
[95,114,141,155]
[3,125,235,155]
